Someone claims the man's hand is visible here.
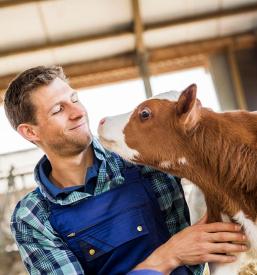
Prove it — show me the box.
[134,215,247,274]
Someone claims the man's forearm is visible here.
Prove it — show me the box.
[131,218,247,275]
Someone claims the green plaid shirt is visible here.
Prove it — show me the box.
[11,138,203,275]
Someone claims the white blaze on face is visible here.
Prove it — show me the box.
[98,90,181,161]
[97,111,140,161]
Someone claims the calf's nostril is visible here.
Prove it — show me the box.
[99,118,106,125]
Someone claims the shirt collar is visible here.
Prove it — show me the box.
[37,137,103,198]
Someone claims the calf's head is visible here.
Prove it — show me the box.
[98,84,202,174]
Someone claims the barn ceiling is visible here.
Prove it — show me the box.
[0,0,257,99]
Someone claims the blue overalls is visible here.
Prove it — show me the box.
[38,166,191,275]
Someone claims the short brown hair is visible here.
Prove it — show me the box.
[4,65,66,129]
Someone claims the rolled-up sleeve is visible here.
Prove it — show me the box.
[11,209,84,275]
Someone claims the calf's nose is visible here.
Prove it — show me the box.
[99,118,106,126]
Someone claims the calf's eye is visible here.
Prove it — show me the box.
[139,107,152,121]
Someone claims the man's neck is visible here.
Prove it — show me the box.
[48,145,94,189]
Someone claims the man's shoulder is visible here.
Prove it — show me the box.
[136,163,178,180]
[11,188,48,224]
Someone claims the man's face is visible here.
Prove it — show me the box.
[30,77,92,156]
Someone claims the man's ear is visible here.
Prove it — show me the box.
[17,123,40,143]
[176,84,201,131]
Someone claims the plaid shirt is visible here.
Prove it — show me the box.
[11,138,203,275]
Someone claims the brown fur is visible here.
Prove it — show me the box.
[123,85,257,223]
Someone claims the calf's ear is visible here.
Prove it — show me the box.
[176,84,201,131]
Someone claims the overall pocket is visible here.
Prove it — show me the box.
[65,207,149,262]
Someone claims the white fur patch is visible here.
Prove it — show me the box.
[210,251,257,275]
[233,210,257,250]
[210,212,257,275]
[98,111,140,161]
[99,111,131,141]
[210,261,240,275]
[183,182,207,225]
[178,157,187,165]
[221,213,231,223]
[159,161,172,169]
[115,136,140,161]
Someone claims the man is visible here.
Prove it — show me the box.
[4,66,246,275]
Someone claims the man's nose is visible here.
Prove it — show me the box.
[69,104,86,119]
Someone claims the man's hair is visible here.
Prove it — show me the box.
[4,65,66,129]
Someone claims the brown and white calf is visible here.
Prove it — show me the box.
[97,84,257,275]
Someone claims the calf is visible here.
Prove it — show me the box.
[97,84,257,275]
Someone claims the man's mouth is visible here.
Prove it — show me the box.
[69,122,85,130]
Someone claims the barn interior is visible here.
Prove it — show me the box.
[0,0,257,274]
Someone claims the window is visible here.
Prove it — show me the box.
[78,79,146,135]
[151,67,220,111]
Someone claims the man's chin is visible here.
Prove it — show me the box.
[55,137,93,156]
[73,136,92,151]
[71,130,92,144]
[62,142,90,156]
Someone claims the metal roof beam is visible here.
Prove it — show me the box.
[1,3,257,59]
[132,0,153,98]
[0,0,52,9]
[146,3,257,31]
[0,31,256,103]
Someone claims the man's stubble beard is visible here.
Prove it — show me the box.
[49,130,93,157]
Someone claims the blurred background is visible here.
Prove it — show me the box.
[0,0,257,274]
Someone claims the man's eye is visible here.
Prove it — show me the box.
[139,107,152,121]
[52,106,63,115]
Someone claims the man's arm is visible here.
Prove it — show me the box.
[133,216,247,275]
[11,220,84,275]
